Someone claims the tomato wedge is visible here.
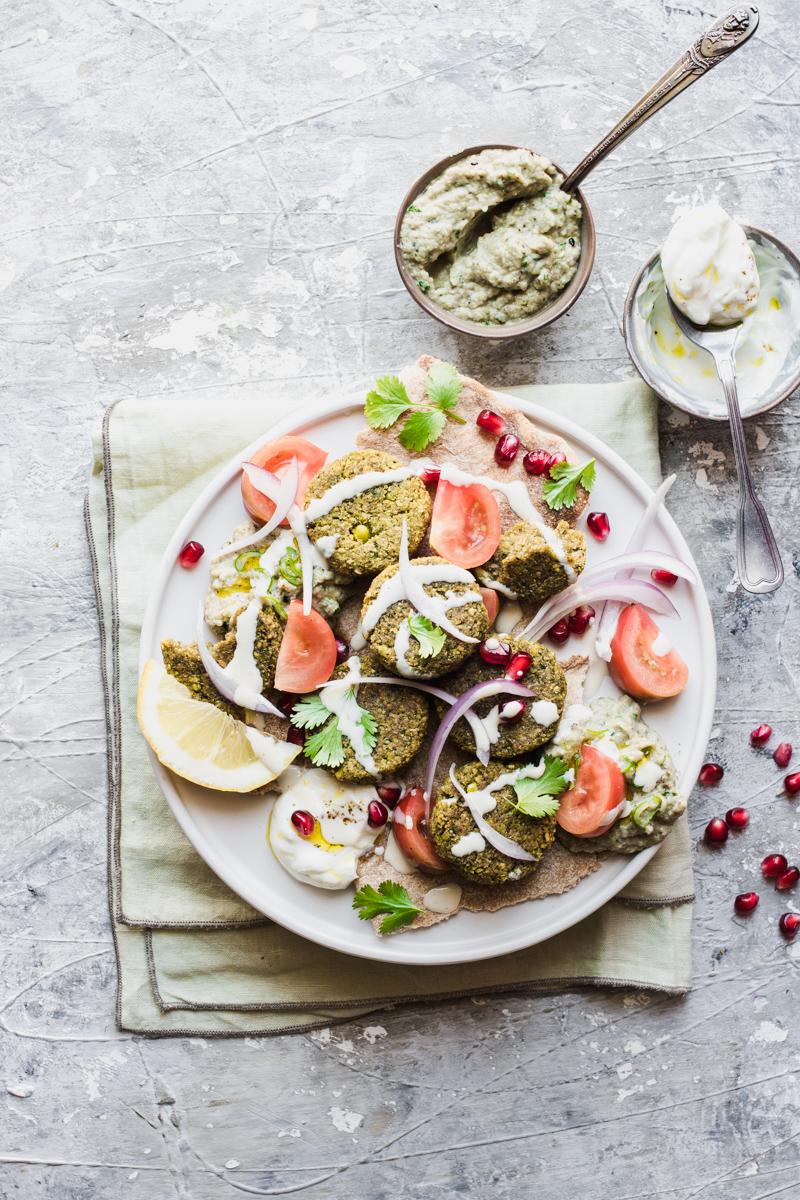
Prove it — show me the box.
[557,744,626,837]
[609,603,689,702]
[393,787,449,873]
[429,479,501,569]
[479,587,499,627]
[274,601,337,693]
[242,436,327,527]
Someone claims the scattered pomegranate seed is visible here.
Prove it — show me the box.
[547,618,571,645]
[750,723,772,746]
[725,806,749,830]
[178,540,204,568]
[776,865,800,891]
[587,512,610,541]
[762,853,789,879]
[334,637,349,664]
[548,452,567,474]
[523,448,552,476]
[479,637,512,667]
[494,433,520,466]
[784,772,800,796]
[651,568,678,586]
[774,742,793,769]
[698,762,724,786]
[376,783,402,808]
[287,725,305,746]
[506,651,533,681]
[476,409,506,436]
[499,699,526,724]
[290,809,315,837]
[367,799,389,828]
[779,912,800,938]
[568,605,596,635]
[420,465,440,485]
[734,891,759,914]
[704,817,728,845]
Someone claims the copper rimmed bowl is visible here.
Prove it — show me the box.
[393,143,596,341]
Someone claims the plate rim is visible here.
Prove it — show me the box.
[138,388,716,966]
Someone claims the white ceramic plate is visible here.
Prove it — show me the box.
[139,391,716,966]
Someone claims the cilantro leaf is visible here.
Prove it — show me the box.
[398,408,447,452]
[425,361,461,411]
[352,881,421,934]
[543,458,596,511]
[512,757,570,818]
[358,706,378,749]
[407,613,446,659]
[303,717,345,767]
[290,694,331,730]
[365,376,411,429]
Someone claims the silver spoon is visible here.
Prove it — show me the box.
[667,296,783,594]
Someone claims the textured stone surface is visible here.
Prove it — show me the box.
[2,0,800,1195]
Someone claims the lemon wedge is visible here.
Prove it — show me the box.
[137,659,299,792]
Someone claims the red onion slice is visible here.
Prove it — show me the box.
[196,607,284,719]
[398,520,478,644]
[533,550,695,631]
[242,460,316,613]
[222,460,298,559]
[448,764,536,862]
[356,675,493,765]
[522,579,678,645]
[424,678,532,811]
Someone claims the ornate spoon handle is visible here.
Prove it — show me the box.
[562,6,760,192]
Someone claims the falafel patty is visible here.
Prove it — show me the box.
[429,759,556,886]
[304,450,431,578]
[213,601,285,690]
[161,640,240,719]
[477,520,585,606]
[361,555,489,679]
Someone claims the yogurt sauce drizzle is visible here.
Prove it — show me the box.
[447,761,548,862]
[217,598,264,709]
[304,466,424,523]
[318,657,378,775]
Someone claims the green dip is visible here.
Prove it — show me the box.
[399,147,582,325]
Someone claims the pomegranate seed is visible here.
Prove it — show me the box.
[548,452,567,474]
[779,912,800,938]
[523,448,552,476]
[376,783,402,808]
[704,817,728,845]
[651,568,678,586]
[784,772,800,796]
[287,725,305,746]
[367,799,389,828]
[499,699,526,724]
[587,512,610,541]
[276,692,299,717]
[178,540,204,568]
[762,853,788,879]
[568,605,596,635]
[750,723,772,746]
[479,637,512,667]
[290,809,315,837]
[334,637,349,664]
[506,651,533,681]
[776,865,800,891]
[774,742,793,769]
[420,465,440,486]
[734,891,759,914]
[476,408,506,436]
[494,433,520,466]
[547,618,571,645]
[725,806,749,830]
[699,762,724,786]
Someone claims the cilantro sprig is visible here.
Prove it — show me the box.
[291,692,377,769]
[543,458,596,511]
[352,881,422,933]
[407,613,446,660]
[364,361,465,452]
[511,757,570,818]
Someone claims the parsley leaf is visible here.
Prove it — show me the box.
[398,408,446,452]
[407,613,446,659]
[352,881,422,934]
[512,757,570,818]
[278,543,302,587]
[303,717,345,768]
[364,376,411,429]
[543,458,596,511]
[290,694,331,730]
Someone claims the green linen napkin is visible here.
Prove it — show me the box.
[86,376,694,1036]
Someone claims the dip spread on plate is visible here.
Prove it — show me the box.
[399,147,582,326]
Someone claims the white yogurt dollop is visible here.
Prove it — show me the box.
[268,769,380,889]
[661,203,759,326]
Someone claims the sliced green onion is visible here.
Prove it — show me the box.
[629,795,662,829]
[234,551,263,574]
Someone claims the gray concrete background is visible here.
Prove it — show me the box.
[2,0,799,1196]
